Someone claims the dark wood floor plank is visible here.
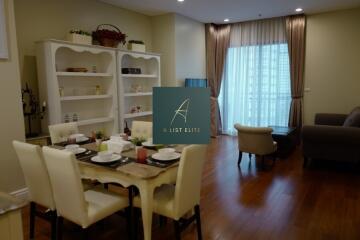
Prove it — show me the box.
[21,136,360,239]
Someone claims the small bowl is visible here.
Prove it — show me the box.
[65,144,79,153]
[158,148,175,158]
[98,151,113,161]
[70,133,85,142]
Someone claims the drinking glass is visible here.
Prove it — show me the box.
[137,147,147,163]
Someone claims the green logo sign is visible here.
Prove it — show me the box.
[153,87,210,144]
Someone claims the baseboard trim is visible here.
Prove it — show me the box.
[10,187,29,201]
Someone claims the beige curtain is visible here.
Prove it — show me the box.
[230,17,286,47]
[206,23,231,136]
[286,15,306,127]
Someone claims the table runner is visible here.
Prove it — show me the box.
[52,143,186,179]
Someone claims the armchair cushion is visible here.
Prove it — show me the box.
[343,107,360,127]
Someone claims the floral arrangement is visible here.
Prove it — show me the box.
[95,130,104,140]
[69,29,91,36]
[129,40,144,45]
[130,137,146,146]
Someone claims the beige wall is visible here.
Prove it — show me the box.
[0,0,26,193]
[175,14,206,86]
[151,13,206,87]
[304,7,360,124]
[151,13,176,86]
[14,0,153,133]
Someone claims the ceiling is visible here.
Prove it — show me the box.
[101,0,360,23]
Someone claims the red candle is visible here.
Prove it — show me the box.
[137,147,147,163]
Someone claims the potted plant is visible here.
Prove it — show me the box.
[95,130,104,146]
[92,24,126,48]
[67,29,92,45]
[130,137,146,147]
[131,137,146,154]
[128,40,145,52]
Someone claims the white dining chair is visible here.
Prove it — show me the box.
[12,140,57,240]
[42,146,129,240]
[234,124,277,167]
[131,121,152,140]
[133,144,207,240]
[48,122,79,144]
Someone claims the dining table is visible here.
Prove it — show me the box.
[54,141,186,240]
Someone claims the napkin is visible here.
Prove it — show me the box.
[103,139,133,154]
[110,136,123,142]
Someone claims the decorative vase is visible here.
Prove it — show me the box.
[66,33,92,45]
[128,43,146,52]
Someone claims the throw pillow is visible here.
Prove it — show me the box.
[343,107,360,127]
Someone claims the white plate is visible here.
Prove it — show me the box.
[142,141,162,147]
[151,152,181,162]
[76,136,89,143]
[63,147,87,155]
[91,154,121,164]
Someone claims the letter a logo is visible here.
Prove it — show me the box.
[170,98,190,126]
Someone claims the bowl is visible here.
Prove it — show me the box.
[70,133,85,142]
[65,144,80,153]
[98,151,113,161]
[158,148,175,158]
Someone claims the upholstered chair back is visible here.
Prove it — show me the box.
[174,144,207,219]
[131,121,152,140]
[48,122,79,144]
[234,124,276,155]
[42,147,88,227]
[12,141,56,210]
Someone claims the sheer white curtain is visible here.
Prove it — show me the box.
[219,18,291,135]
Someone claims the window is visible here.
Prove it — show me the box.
[219,43,291,135]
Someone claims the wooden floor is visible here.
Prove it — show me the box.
[21,135,360,240]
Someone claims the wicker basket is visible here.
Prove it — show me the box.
[99,38,119,48]
[95,24,124,48]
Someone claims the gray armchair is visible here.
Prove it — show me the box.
[302,113,360,167]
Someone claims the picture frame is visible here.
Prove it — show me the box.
[0,0,8,59]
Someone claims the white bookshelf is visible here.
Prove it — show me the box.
[117,51,160,131]
[77,117,114,126]
[60,94,113,101]
[124,92,152,97]
[121,74,158,78]
[56,72,113,77]
[124,111,153,119]
[36,40,118,136]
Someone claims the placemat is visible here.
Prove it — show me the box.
[50,143,185,178]
[116,161,179,179]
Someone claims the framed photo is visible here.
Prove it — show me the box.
[0,0,8,59]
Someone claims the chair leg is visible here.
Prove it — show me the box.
[56,216,63,240]
[50,211,57,240]
[29,202,36,240]
[237,151,243,166]
[303,156,308,168]
[133,208,140,240]
[194,205,202,240]
[159,215,167,227]
[127,186,134,240]
[81,228,88,240]
[272,154,276,166]
[261,155,265,169]
[173,220,181,240]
